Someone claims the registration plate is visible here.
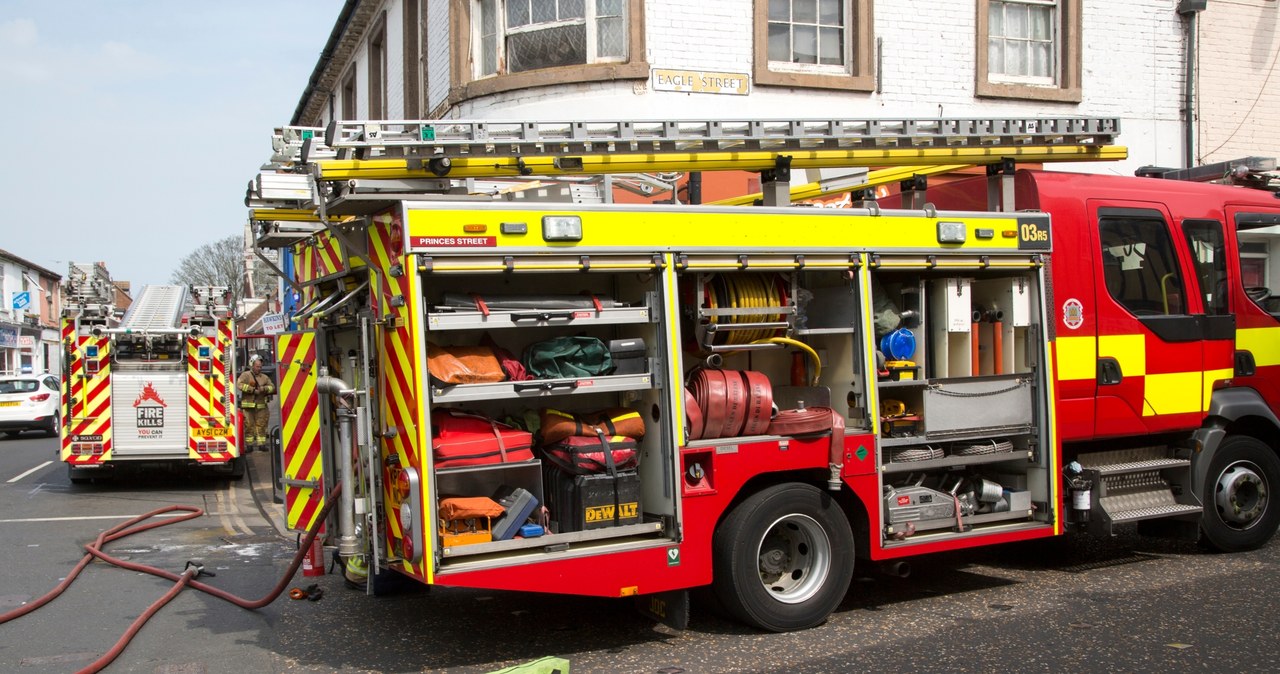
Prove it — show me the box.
[193,427,231,438]
[0,401,19,407]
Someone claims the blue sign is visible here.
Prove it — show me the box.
[12,291,30,311]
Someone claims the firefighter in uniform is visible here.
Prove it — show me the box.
[237,355,274,452]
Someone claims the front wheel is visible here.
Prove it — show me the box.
[712,483,854,632]
[1202,435,1280,552]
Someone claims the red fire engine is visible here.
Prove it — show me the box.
[246,119,1279,631]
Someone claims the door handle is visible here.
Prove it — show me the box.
[1098,358,1123,386]
[1235,350,1257,377]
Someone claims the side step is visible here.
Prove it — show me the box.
[1076,447,1202,532]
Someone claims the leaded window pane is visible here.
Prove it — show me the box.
[531,0,555,23]
[507,22,586,72]
[507,0,530,27]
[597,15,625,58]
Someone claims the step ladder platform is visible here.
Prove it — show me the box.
[1093,458,1190,476]
[1105,503,1202,524]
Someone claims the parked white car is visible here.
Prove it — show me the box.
[0,374,61,438]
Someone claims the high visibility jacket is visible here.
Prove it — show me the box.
[237,371,275,408]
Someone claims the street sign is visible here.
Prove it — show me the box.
[12,291,30,311]
[261,312,287,335]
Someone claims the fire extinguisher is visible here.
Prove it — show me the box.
[301,535,326,577]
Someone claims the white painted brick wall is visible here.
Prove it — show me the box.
[318,0,1210,173]
[1197,0,1280,163]
[386,0,406,118]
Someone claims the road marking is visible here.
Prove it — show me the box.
[0,514,186,524]
[216,482,254,537]
[7,461,53,483]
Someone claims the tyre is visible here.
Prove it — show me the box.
[45,412,59,438]
[3,430,20,440]
[1202,435,1280,552]
[712,483,854,632]
[68,465,91,485]
[227,456,246,480]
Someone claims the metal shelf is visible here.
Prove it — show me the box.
[427,305,651,331]
[430,373,654,403]
[881,449,1034,474]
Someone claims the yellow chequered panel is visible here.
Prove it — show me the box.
[1238,327,1280,368]
[1144,371,1202,416]
[1098,334,1146,378]
[1054,336,1097,381]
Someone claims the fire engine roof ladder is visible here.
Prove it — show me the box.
[120,285,190,332]
[1135,156,1278,192]
[310,116,1126,208]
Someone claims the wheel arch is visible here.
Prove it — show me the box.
[1192,387,1280,504]
[711,469,871,557]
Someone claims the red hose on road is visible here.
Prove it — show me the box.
[0,482,343,672]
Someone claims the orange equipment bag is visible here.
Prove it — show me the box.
[538,407,646,445]
[426,342,506,385]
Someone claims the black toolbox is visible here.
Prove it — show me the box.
[545,467,642,532]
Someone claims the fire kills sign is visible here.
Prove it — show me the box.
[134,382,167,430]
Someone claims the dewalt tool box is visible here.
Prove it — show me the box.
[546,467,642,532]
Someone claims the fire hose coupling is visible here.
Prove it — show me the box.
[288,584,325,601]
[183,561,216,579]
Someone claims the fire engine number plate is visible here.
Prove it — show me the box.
[193,427,231,437]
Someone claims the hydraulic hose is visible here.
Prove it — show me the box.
[0,482,344,672]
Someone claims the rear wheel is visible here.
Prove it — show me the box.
[1202,435,1280,552]
[3,430,20,439]
[45,412,59,438]
[712,483,854,631]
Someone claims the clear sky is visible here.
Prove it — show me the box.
[0,1,344,287]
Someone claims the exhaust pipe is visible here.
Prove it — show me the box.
[879,560,912,578]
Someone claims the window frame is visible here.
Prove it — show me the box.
[753,0,875,91]
[368,12,388,119]
[340,67,358,120]
[450,0,649,104]
[976,0,1081,102]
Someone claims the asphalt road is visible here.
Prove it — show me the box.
[2,432,1278,673]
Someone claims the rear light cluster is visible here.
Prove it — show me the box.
[70,443,104,455]
[30,393,51,402]
[195,441,223,454]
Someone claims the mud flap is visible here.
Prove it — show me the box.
[635,589,690,630]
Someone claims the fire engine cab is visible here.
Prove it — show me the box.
[59,263,242,482]
[246,118,1280,632]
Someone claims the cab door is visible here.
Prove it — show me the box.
[1227,209,1280,414]
[1090,204,1215,436]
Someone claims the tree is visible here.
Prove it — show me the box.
[170,235,270,315]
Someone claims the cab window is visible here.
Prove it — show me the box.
[1182,219,1228,315]
[1098,210,1187,316]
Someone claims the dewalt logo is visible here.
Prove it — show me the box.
[584,502,639,523]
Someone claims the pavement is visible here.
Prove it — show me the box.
[245,446,291,539]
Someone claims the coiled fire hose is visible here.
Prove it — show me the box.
[704,274,788,345]
[0,482,343,674]
[687,369,773,440]
[768,405,846,490]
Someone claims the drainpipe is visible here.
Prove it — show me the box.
[317,374,358,557]
[1178,0,1207,167]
